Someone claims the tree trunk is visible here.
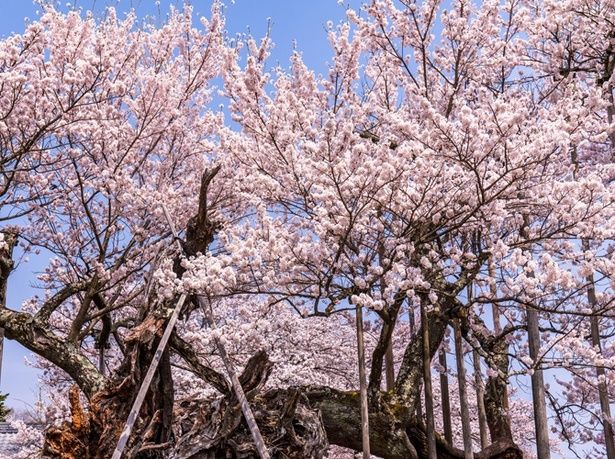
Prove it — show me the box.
[0,231,17,386]
[110,294,188,459]
[385,341,395,391]
[409,308,423,421]
[483,337,513,444]
[484,261,511,443]
[421,300,437,459]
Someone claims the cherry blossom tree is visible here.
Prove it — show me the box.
[2,1,615,458]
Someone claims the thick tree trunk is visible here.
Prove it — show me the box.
[484,262,512,444]
[43,311,176,458]
[385,342,395,391]
[369,296,404,397]
[408,308,423,420]
[0,231,17,386]
[483,337,513,444]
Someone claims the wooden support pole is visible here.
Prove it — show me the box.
[439,344,453,445]
[421,300,437,459]
[454,320,474,459]
[356,304,371,459]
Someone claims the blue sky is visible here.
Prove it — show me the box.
[0,0,358,411]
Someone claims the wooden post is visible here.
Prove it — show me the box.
[588,308,615,459]
[521,218,551,459]
[454,320,474,459]
[527,306,551,459]
[439,344,453,445]
[355,304,371,459]
[473,349,489,450]
[584,239,615,459]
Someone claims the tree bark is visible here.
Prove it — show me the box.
[0,231,17,386]
[0,308,106,397]
[484,261,512,443]
[421,300,437,459]
[369,295,404,397]
[483,337,513,444]
[408,308,423,421]
[385,341,395,391]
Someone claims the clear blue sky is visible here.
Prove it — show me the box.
[0,0,358,411]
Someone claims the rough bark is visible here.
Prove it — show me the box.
[171,351,328,459]
[369,317,395,396]
[369,295,403,397]
[0,308,106,397]
[0,230,17,385]
[44,386,92,458]
[385,343,395,391]
[483,263,513,444]
[483,335,513,443]
[395,304,448,414]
